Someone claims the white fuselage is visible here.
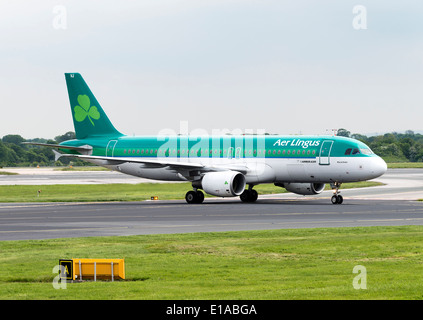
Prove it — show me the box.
[92,154,387,185]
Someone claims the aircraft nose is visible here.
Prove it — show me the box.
[370,156,387,178]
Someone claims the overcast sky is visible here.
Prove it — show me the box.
[1,0,422,139]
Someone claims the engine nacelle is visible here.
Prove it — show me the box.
[281,183,325,195]
[199,171,246,197]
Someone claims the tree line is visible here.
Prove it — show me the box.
[1,129,423,167]
[0,132,86,167]
[337,128,423,162]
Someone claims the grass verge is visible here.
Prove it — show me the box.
[0,181,383,203]
[0,226,422,299]
[54,166,110,171]
[387,162,423,168]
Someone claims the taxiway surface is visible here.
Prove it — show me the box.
[0,168,422,240]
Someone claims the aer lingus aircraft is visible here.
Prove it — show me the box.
[27,73,387,204]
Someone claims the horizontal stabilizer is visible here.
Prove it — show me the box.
[22,142,93,154]
[52,149,63,162]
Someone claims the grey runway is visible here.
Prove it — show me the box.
[0,167,152,185]
[1,198,423,240]
[1,168,423,240]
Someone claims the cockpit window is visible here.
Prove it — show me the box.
[345,148,352,155]
[352,148,360,155]
[360,148,373,155]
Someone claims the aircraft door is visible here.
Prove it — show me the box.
[235,147,242,160]
[319,140,333,165]
[106,140,118,157]
[227,147,234,160]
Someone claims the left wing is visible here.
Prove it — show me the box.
[55,152,204,169]
[54,151,249,175]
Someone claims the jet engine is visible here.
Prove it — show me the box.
[279,183,325,195]
[197,171,246,197]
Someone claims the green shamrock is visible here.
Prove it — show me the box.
[74,95,100,126]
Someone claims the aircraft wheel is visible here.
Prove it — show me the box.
[250,189,258,202]
[240,189,258,203]
[185,191,197,204]
[331,195,338,204]
[331,195,343,204]
[240,190,250,202]
[196,190,204,204]
[185,190,204,204]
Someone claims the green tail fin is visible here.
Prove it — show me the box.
[65,73,123,139]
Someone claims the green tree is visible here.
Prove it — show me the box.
[337,128,351,137]
[351,133,368,143]
[2,134,25,145]
[54,132,75,143]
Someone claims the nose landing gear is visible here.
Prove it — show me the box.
[330,182,343,204]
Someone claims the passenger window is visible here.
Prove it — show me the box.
[345,148,352,155]
[352,148,360,155]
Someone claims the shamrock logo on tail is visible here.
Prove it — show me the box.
[74,94,100,126]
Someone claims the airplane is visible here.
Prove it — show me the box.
[26,73,387,204]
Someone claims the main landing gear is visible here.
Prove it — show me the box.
[330,182,343,204]
[185,189,204,204]
[240,186,258,203]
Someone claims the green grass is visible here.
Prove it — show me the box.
[1,226,423,299]
[387,162,423,168]
[0,181,383,203]
[0,171,18,175]
[54,166,110,171]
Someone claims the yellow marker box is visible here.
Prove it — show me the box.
[59,259,125,281]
